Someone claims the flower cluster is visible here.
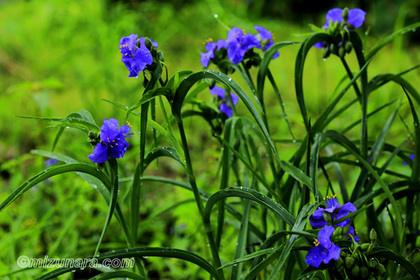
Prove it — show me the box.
[306,195,358,268]
[209,85,239,118]
[119,34,158,78]
[200,25,279,67]
[313,7,366,58]
[88,119,134,163]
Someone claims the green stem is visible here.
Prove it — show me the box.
[93,158,119,258]
[340,57,362,103]
[176,119,224,280]
[130,66,161,250]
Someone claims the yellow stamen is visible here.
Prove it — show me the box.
[126,121,133,128]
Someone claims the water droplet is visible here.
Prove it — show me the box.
[412,29,416,32]
[236,242,239,246]
[144,256,148,259]
[292,140,296,143]
[206,243,210,246]
[228,78,232,81]
[323,58,326,61]
[214,14,218,18]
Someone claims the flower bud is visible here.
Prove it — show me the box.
[323,46,331,59]
[377,264,386,277]
[351,264,360,277]
[323,212,333,223]
[370,228,377,243]
[335,226,343,236]
[88,131,95,139]
[368,258,377,269]
[360,243,370,252]
[345,42,353,53]
[345,256,355,269]
[360,266,369,279]
[333,21,341,32]
[342,8,349,22]
[144,37,153,50]
[335,257,344,268]
[343,224,350,234]
[338,46,345,58]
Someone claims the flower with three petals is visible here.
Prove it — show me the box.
[119,34,157,78]
[88,119,133,163]
[305,225,341,268]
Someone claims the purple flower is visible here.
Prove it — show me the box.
[120,35,154,78]
[254,26,279,59]
[200,41,217,67]
[323,8,366,29]
[403,153,415,166]
[305,225,341,268]
[210,85,239,118]
[314,8,366,49]
[88,119,133,163]
[226,27,260,64]
[309,195,357,228]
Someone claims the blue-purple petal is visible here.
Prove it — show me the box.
[88,143,109,163]
[314,41,324,49]
[325,8,343,27]
[340,202,357,213]
[200,52,214,67]
[242,33,260,49]
[323,243,341,264]
[149,38,159,48]
[210,86,226,99]
[305,246,326,268]
[226,27,243,44]
[348,8,366,28]
[100,119,120,142]
[318,225,334,248]
[254,25,272,41]
[44,158,59,167]
[217,39,227,49]
[220,103,233,118]
[227,42,243,64]
[309,209,328,228]
[230,93,239,106]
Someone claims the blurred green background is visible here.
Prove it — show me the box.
[0,0,419,278]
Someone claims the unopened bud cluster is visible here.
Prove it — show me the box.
[334,229,386,279]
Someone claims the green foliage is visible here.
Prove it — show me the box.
[1,0,420,279]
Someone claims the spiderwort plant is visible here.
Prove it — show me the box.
[3,4,420,280]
